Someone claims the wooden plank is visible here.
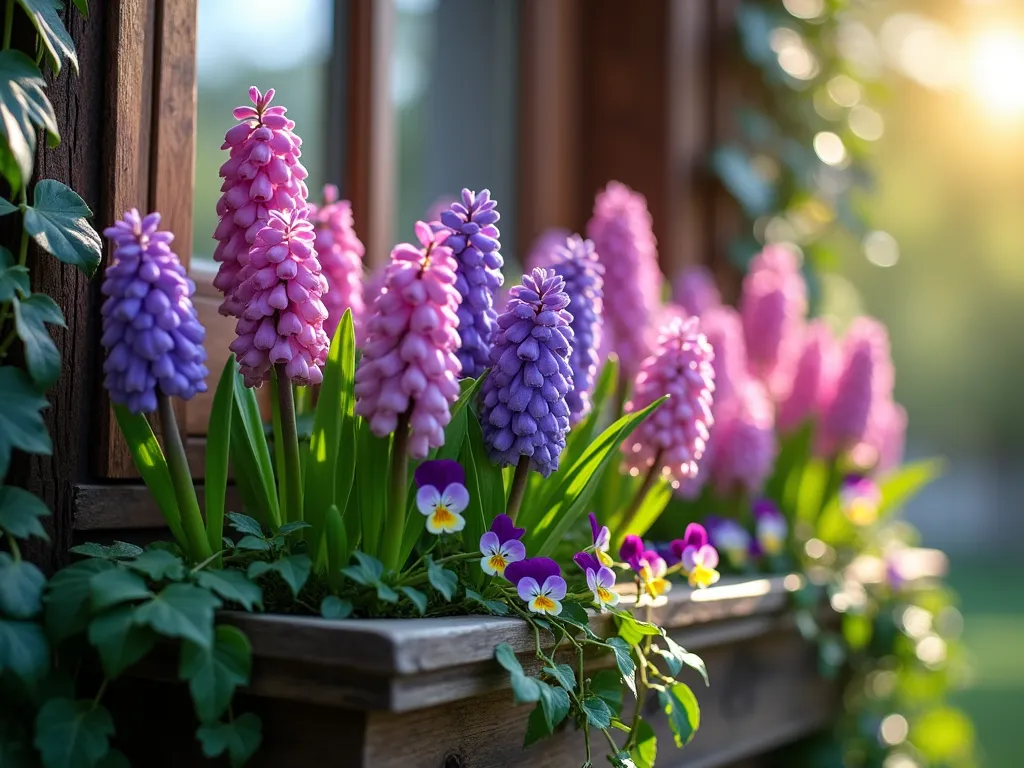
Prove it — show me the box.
[517,0,582,252]
[73,483,243,531]
[150,0,197,432]
[97,0,158,478]
[344,0,394,269]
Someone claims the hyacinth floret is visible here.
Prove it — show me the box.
[437,188,504,379]
[479,267,574,477]
[623,315,715,484]
[354,222,462,460]
[213,86,309,318]
[101,210,208,415]
[547,234,604,423]
[309,184,365,341]
[229,209,329,387]
[711,378,777,496]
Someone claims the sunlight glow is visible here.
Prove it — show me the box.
[969,30,1024,120]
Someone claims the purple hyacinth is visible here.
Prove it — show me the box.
[102,210,208,414]
[479,268,574,477]
[586,181,662,378]
[547,235,604,423]
[437,189,504,379]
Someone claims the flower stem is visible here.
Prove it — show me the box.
[273,364,303,525]
[615,449,664,548]
[380,410,411,572]
[505,456,532,523]
[3,0,13,50]
[157,394,212,563]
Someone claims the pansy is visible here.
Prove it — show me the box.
[753,500,788,556]
[671,523,721,589]
[573,551,619,611]
[705,516,753,568]
[479,514,526,577]
[589,513,613,566]
[505,558,567,616]
[840,475,882,526]
[620,536,671,598]
[414,459,468,535]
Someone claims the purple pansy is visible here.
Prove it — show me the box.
[589,513,613,566]
[753,499,787,555]
[479,514,526,577]
[705,516,753,568]
[619,535,670,598]
[505,557,566,616]
[840,475,882,526]
[414,460,469,535]
[669,523,709,564]
[671,523,720,589]
[573,550,618,611]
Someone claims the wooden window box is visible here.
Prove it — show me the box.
[103,576,839,767]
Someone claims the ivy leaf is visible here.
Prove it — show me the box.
[250,554,311,598]
[630,720,657,768]
[13,293,64,388]
[0,553,45,618]
[124,549,186,581]
[340,551,385,587]
[234,535,271,552]
[557,600,595,637]
[659,682,700,747]
[44,558,114,641]
[543,663,576,692]
[195,570,263,611]
[494,642,541,704]
[0,51,58,191]
[89,568,152,612]
[400,586,427,615]
[196,713,262,768]
[425,556,457,601]
[87,605,156,678]
[464,588,508,616]
[376,582,398,604]
[589,669,624,717]
[22,180,102,277]
[0,246,29,301]
[96,749,129,768]
[132,583,222,650]
[69,541,143,560]
[616,611,661,647]
[319,595,352,619]
[179,625,251,724]
[0,485,49,541]
[0,618,48,682]
[34,699,113,768]
[653,635,709,687]
[522,702,552,748]
[226,512,264,538]
[606,637,637,697]
[0,366,52,478]
[275,521,310,537]
[537,681,570,731]
[581,696,612,729]
[15,0,79,76]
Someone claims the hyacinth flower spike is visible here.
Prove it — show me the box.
[505,558,567,616]
[102,210,213,563]
[479,513,526,577]
[415,460,469,535]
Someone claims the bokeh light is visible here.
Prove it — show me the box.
[969,29,1024,120]
[863,230,900,267]
[814,131,848,166]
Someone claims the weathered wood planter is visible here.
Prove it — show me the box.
[106,576,838,767]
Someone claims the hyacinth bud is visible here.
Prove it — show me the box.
[819,317,894,456]
[623,316,715,484]
[437,189,504,379]
[547,235,604,423]
[699,305,747,407]
[229,209,329,387]
[711,378,777,495]
[777,320,839,433]
[354,222,462,460]
[479,268,574,477]
[586,181,662,378]
[102,210,208,414]
[213,86,309,318]
[525,226,573,271]
[673,265,721,318]
[740,245,807,393]
[309,184,365,341]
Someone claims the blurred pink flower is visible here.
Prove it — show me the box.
[712,378,777,496]
[309,184,365,342]
[673,265,721,318]
[777,320,840,433]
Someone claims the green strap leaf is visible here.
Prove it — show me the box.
[323,503,347,592]
[355,417,390,558]
[0,366,52,478]
[23,180,100,277]
[12,292,64,388]
[230,372,280,531]
[205,356,236,560]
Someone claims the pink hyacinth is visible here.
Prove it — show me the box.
[712,378,777,495]
[819,317,894,456]
[853,398,907,474]
[213,87,309,318]
[354,222,462,460]
[309,184,365,341]
[699,305,748,407]
[777,320,839,433]
[229,209,329,387]
[673,265,721,318]
[740,245,807,395]
[623,316,715,484]
[586,182,662,378]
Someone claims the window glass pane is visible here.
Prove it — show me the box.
[392,0,519,261]
[193,0,335,261]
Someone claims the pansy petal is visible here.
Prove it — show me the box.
[416,485,442,516]
[619,534,644,565]
[586,568,599,592]
[500,539,526,563]
[574,551,601,574]
[542,575,567,601]
[480,555,498,576]
[441,482,470,514]
[415,459,465,490]
[491,513,526,543]
[682,523,708,550]
[697,544,719,569]
[448,511,466,533]
[681,545,698,572]
[506,557,561,586]
[517,576,540,603]
[479,531,500,555]
[596,566,616,589]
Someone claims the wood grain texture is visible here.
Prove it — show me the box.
[73,482,243,530]
[97,0,158,478]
